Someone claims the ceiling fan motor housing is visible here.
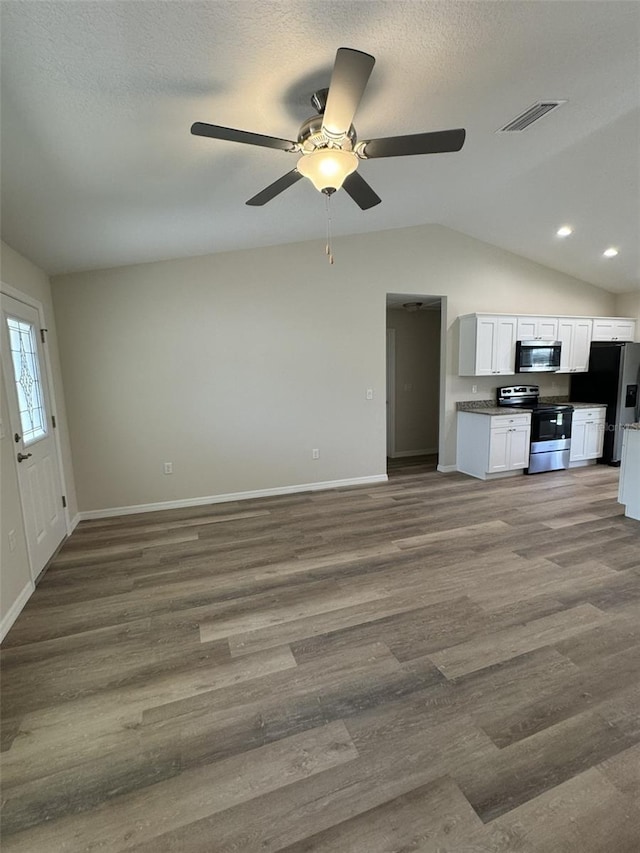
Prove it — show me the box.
[297,114,357,152]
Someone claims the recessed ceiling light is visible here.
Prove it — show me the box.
[556,226,573,237]
[603,247,619,258]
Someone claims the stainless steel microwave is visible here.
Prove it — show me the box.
[515,340,562,373]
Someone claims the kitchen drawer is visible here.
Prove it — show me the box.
[572,407,606,422]
[490,414,531,429]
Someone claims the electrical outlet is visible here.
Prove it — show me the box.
[472,385,478,394]
[366,388,374,400]
[163,462,173,474]
[8,529,16,552]
[312,449,320,460]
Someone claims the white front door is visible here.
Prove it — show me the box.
[1,293,67,579]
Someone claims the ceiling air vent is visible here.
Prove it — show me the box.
[497,101,567,133]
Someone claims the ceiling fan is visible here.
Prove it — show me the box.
[191,47,466,210]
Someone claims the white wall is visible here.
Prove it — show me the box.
[615,291,640,331]
[51,224,615,513]
[0,240,77,637]
[386,308,440,455]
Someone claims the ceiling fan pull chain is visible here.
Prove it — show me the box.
[325,192,334,265]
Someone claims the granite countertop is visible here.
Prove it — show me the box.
[456,401,529,416]
[457,398,607,416]
[568,401,607,409]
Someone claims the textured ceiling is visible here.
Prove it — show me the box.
[1,1,639,293]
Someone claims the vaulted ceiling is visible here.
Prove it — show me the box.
[1,1,638,292]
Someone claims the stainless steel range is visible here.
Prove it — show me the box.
[497,385,574,474]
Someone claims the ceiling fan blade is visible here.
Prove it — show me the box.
[322,48,375,139]
[246,169,303,206]
[191,122,296,152]
[362,128,466,159]
[342,172,381,210]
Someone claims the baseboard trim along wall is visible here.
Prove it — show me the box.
[78,474,389,521]
[437,463,457,473]
[1,580,35,643]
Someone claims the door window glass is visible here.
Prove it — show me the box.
[6,316,48,444]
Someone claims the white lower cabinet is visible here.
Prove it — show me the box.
[489,424,530,472]
[569,407,606,463]
[457,412,531,480]
[618,428,640,520]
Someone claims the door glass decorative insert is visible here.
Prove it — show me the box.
[6,316,48,444]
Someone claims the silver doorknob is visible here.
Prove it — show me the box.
[17,452,32,462]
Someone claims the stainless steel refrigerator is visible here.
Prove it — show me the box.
[570,341,640,465]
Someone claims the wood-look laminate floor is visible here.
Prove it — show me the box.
[2,459,640,852]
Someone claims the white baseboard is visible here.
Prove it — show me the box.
[69,513,81,533]
[455,466,523,481]
[437,463,457,473]
[1,580,35,643]
[78,474,389,521]
[390,448,438,459]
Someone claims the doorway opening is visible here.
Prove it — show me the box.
[386,294,442,476]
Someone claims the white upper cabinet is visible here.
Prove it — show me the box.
[459,313,636,376]
[516,317,558,341]
[459,315,517,376]
[591,318,636,342]
[557,318,593,373]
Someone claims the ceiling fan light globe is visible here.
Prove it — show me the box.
[297,149,358,192]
